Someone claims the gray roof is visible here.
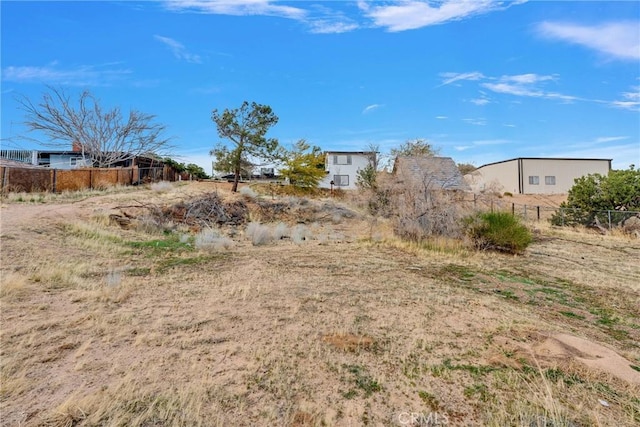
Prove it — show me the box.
[393,156,470,191]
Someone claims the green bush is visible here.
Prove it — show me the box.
[464,211,532,254]
[551,166,640,228]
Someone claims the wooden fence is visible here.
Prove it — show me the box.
[0,165,177,193]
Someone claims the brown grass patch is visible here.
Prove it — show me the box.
[321,333,375,352]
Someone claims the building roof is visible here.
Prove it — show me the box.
[393,156,470,191]
[477,157,612,169]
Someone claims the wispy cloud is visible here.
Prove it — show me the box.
[435,115,448,119]
[163,0,306,20]
[609,85,640,111]
[536,21,640,61]
[362,103,383,114]
[481,73,581,103]
[595,136,628,144]
[1,63,131,86]
[469,97,490,106]
[359,0,519,32]
[162,0,357,34]
[439,71,484,86]
[154,35,202,63]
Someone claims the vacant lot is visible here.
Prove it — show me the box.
[1,182,638,426]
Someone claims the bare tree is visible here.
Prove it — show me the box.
[16,87,171,167]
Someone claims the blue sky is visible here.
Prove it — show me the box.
[2,1,639,173]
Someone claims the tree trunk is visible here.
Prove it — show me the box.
[232,167,240,192]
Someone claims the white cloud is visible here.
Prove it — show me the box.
[503,124,516,128]
[360,0,512,32]
[536,21,640,61]
[163,0,306,20]
[1,63,131,86]
[470,98,490,106]
[481,73,580,103]
[609,85,640,111]
[154,35,202,63]
[595,136,628,144]
[362,103,383,114]
[435,115,448,119]
[439,71,484,86]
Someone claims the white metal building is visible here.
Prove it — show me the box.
[466,157,612,194]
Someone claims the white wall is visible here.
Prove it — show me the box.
[468,159,519,194]
[521,158,610,194]
[319,153,373,190]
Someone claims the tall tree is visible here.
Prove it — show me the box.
[210,101,279,192]
[16,87,170,167]
[279,140,326,190]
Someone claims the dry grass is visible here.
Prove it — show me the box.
[1,182,638,426]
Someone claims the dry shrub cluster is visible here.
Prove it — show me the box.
[359,173,469,242]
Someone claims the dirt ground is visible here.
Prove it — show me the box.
[1,182,638,426]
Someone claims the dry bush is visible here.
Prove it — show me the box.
[246,222,273,245]
[291,224,312,244]
[149,181,173,193]
[194,229,234,250]
[239,185,258,199]
[273,222,290,240]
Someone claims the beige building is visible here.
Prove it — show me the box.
[466,157,612,194]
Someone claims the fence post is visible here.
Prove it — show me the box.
[537,206,540,221]
[512,203,515,216]
[524,204,527,220]
[608,210,612,230]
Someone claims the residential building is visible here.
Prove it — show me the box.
[466,157,612,194]
[320,151,376,190]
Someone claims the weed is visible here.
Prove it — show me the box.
[417,390,439,410]
[342,364,382,397]
[559,311,585,320]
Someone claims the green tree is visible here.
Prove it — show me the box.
[163,157,186,173]
[210,101,279,192]
[185,163,209,179]
[279,140,326,189]
[390,138,439,158]
[551,166,640,227]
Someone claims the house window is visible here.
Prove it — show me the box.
[333,175,349,186]
[70,157,84,166]
[545,176,556,185]
[528,176,539,185]
[333,155,352,165]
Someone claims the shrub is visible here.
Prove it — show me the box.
[150,181,173,193]
[245,222,272,246]
[195,229,234,250]
[551,166,640,228]
[464,211,532,254]
[239,186,258,199]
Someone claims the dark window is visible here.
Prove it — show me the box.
[333,155,352,165]
[545,176,556,185]
[529,176,539,185]
[333,175,349,186]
